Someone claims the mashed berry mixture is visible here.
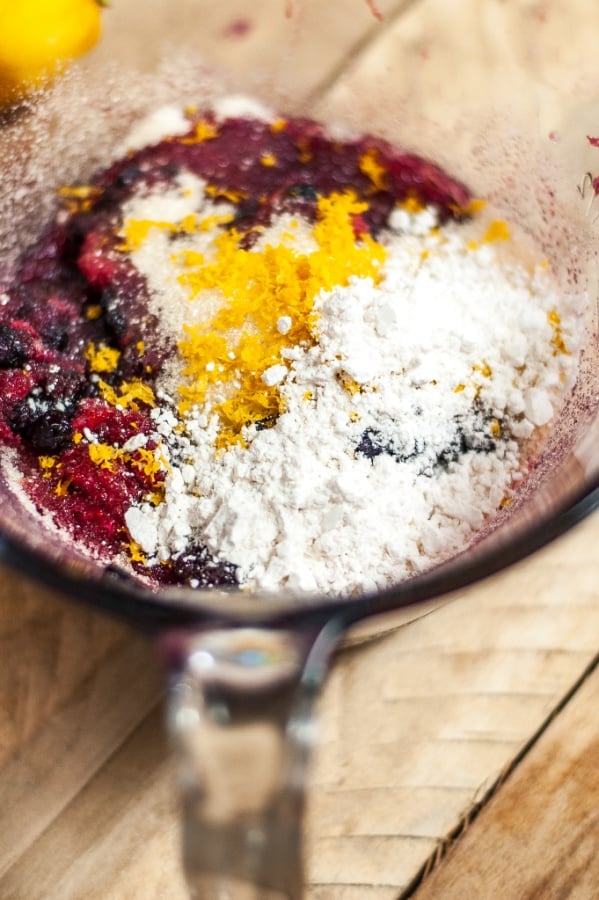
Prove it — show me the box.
[0,97,580,594]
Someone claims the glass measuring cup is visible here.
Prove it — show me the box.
[1,1,599,896]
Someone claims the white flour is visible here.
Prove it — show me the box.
[116,160,581,595]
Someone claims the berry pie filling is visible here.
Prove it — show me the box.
[0,97,582,595]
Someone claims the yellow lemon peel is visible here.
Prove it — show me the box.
[85,342,121,374]
[358,148,388,191]
[98,379,155,411]
[173,190,387,446]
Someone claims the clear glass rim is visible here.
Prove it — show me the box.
[1,468,597,636]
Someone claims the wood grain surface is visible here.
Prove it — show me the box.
[1,507,598,898]
[304,509,599,898]
[0,578,162,889]
[412,662,599,899]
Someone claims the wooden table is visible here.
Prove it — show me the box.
[2,0,599,896]
[0,508,598,899]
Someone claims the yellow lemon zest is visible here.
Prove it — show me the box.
[98,378,155,410]
[197,213,234,232]
[127,540,146,564]
[85,341,121,374]
[338,372,362,396]
[450,197,487,217]
[205,185,248,204]
[483,219,511,243]
[180,120,219,144]
[58,184,103,214]
[401,195,425,215]
[54,477,73,497]
[548,309,568,355]
[473,361,493,378]
[176,190,387,446]
[130,447,168,479]
[296,137,312,164]
[88,443,167,492]
[58,184,101,200]
[88,443,119,470]
[359,148,388,191]
[85,304,102,320]
[117,219,178,253]
[39,455,58,478]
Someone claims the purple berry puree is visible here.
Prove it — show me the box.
[0,110,471,590]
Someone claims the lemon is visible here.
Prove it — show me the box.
[0,0,104,106]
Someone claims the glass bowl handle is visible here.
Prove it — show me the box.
[163,620,343,899]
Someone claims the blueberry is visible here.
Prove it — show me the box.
[115,166,143,188]
[0,325,28,368]
[355,428,386,460]
[435,435,465,469]
[100,287,128,338]
[162,544,238,588]
[41,322,69,352]
[465,430,496,453]
[355,427,421,464]
[226,199,260,229]
[286,183,318,202]
[434,410,498,471]
[255,414,278,431]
